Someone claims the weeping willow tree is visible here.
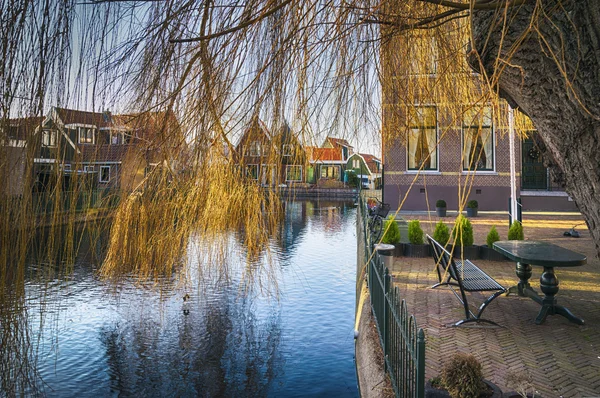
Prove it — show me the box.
[1,0,600,283]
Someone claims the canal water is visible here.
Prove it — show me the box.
[2,200,359,397]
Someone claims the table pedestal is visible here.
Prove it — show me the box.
[535,267,585,325]
[506,262,539,298]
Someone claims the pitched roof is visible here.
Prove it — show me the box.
[326,136,353,148]
[54,107,112,128]
[308,147,344,162]
[3,117,44,140]
[359,153,381,174]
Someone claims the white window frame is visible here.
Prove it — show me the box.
[406,105,439,172]
[282,143,294,157]
[408,35,438,76]
[41,130,57,147]
[461,105,495,173]
[77,126,95,144]
[246,141,261,157]
[246,164,259,180]
[286,165,303,182]
[99,165,111,183]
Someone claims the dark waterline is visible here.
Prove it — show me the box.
[2,200,359,397]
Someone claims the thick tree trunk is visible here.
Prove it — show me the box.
[470,0,600,257]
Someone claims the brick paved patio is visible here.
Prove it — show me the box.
[389,213,600,397]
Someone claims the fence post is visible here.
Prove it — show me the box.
[416,328,426,398]
[383,267,390,372]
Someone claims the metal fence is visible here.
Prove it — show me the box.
[358,195,426,398]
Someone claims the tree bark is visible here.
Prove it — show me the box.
[470,0,600,256]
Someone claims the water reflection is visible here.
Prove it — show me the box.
[1,199,358,397]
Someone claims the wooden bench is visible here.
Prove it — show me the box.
[426,234,506,327]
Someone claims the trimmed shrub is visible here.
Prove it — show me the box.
[407,220,424,245]
[508,221,524,240]
[440,353,485,398]
[453,215,474,247]
[346,171,360,188]
[436,199,446,208]
[467,199,478,209]
[432,220,450,245]
[381,216,401,244]
[486,225,500,247]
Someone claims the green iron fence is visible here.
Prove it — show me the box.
[358,195,426,398]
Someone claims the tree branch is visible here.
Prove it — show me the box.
[416,0,528,11]
[170,0,294,43]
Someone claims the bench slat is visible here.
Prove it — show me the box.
[427,234,506,327]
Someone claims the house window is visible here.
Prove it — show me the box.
[246,164,259,180]
[320,165,339,179]
[409,36,437,75]
[63,164,71,171]
[286,165,302,182]
[246,141,261,157]
[463,106,494,171]
[282,144,293,157]
[78,127,95,144]
[84,165,94,173]
[42,130,57,147]
[353,159,360,169]
[99,166,111,183]
[407,106,438,171]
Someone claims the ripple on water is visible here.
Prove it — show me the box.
[6,201,358,397]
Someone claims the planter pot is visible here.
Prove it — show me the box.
[425,379,502,398]
[393,243,405,257]
[404,243,431,258]
[480,245,509,261]
[436,207,447,217]
[449,245,480,260]
[467,207,478,217]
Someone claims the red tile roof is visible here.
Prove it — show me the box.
[326,136,353,149]
[360,153,381,174]
[308,147,343,162]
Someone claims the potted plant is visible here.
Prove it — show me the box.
[436,199,447,217]
[466,199,478,217]
[480,225,507,261]
[508,221,524,240]
[425,353,502,398]
[381,216,403,256]
[451,215,479,259]
[432,220,450,247]
[404,220,430,257]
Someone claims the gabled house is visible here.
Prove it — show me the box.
[1,117,44,196]
[235,119,306,186]
[306,136,354,186]
[380,18,576,212]
[346,153,382,190]
[31,106,184,193]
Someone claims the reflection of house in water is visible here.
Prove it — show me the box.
[277,201,309,255]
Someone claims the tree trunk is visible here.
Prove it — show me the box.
[470,0,600,257]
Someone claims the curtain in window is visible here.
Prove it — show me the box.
[482,128,493,169]
[425,128,437,169]
[463,129,473,169]
[407,128,419,169]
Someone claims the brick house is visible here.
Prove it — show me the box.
[380,24,576,212]
[235,119,307,186]
[16,107,185,194]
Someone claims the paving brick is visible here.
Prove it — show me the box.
[388,213,600,397]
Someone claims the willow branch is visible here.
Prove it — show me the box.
[170,0,294,43]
